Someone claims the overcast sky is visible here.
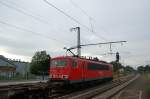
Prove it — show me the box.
[0,0,150,68]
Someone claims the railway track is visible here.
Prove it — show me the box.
[0,80,49,99]
[54,74,139,99]
[93,75,140,99]
[0,75,138,99]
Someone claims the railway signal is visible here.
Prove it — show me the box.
[116,52,120,62]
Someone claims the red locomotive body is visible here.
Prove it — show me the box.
[49,56,113,85]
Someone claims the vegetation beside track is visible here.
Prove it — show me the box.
[147,74,150,95]
[110,61,136,79]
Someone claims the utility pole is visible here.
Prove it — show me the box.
[67,27,127,58]
[70,27,81,56]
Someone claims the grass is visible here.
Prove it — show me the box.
[146,73,150,95]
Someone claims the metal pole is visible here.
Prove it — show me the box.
[77,27,81,56]
[70,27,81,56]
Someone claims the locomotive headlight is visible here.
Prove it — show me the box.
[63,75,68,79]
[49,74,52,78]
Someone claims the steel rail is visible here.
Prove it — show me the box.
[55,75,137,99]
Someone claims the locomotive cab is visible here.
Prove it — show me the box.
[49,57,71,82]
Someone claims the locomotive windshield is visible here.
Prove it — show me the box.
[51,59,67,67]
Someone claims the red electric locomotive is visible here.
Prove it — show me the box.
[49,56,113,85]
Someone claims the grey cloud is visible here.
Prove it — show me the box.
[0,0,149,67]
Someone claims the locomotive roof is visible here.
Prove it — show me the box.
[52,56,109,64]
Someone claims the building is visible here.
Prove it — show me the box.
[0,55,16,78]
[0,55,30,78]
[12,60,30,76]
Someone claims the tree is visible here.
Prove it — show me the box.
[30,51,51,75]
[144,65,150,73]
[124,65,135,74]
[137,66,145,74]
[110,61,123,72]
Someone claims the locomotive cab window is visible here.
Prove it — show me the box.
[72,60,77,68]
[51,59,67,67]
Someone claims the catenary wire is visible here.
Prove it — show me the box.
[42,0,108,41]
[0,20,71,45]
[0,0,88,44]
[69,0,110,41]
